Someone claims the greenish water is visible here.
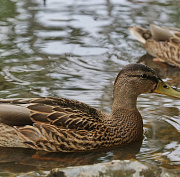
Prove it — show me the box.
[0,0,179,176]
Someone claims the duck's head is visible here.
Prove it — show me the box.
[129,26,151,44]
[129,24,176,43]
[113,64,180,107]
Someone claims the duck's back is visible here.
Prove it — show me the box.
[0,97,108,151]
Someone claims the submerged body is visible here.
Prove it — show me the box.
[129,24,180,67]
[0,64,179,152]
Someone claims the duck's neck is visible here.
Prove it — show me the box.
[108,91,143,142]
[111,91,138,113]
[108,83,143,142]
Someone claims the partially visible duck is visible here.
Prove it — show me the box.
[129,24,180,67]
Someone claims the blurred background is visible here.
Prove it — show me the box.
[0,0,179,176]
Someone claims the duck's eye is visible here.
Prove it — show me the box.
[163,85,169,89]
[143,32,152,40]
[141,74,148,78]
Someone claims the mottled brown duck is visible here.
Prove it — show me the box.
[0,64,179,152]
[129,24,180,67]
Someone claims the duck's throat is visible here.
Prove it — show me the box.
[112,92,138,111]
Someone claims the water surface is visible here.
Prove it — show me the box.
[0,0,179,176]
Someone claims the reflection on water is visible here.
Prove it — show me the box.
[0,141,141,172]
[0,0,179,176]
[138,54,180,88]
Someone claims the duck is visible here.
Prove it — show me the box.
[129,24,180,67]
[0,63,179,152]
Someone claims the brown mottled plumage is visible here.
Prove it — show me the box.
[0,64,179,152]
[129,24,180,67]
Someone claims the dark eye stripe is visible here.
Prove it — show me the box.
[128,74,159,83]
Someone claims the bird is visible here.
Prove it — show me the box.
[0,64,179,152]
[129,24,180,67]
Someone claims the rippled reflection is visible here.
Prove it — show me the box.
[0,0,179,176]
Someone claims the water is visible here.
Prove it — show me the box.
[0,0,179,176]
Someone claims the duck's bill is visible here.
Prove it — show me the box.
[153,81,180,98]
[128,26,146,44]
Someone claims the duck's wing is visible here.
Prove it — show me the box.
[150,24,180,42]
[0,97,106,129]
[0,98,33,126]
[0,97,107,152]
